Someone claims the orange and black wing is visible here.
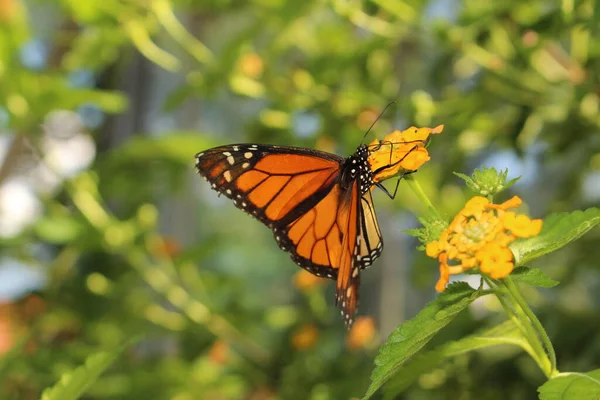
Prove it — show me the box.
[334,180,361,326]
[195,144,344,278]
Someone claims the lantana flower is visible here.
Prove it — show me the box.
[367,125,444,182]
[426,195,542,292]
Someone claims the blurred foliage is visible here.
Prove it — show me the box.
[0,0,599,399]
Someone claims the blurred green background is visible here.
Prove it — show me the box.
[0,0,599,399]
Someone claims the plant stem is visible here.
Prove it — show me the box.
[483,277,545,367]
[404,175,443,220]
[503,276,558,376]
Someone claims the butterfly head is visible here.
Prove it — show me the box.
[342,145,375,194]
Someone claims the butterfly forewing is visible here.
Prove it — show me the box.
[195,144,342,226]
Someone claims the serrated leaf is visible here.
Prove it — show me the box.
[363,282,483,399]
[511,267,559,288]
[510,208,600,265]
[382,350,443,399]
[40,341,134,400]
[453,172,477,190]
[383,319,530,399]
[538,369,600,400]
[504,176,521,190]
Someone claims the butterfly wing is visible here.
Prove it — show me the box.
[334,180,361,326]
[196,144,343,224]
[195,144,344,278]
[333,183,384,326]
[357,190,383,270]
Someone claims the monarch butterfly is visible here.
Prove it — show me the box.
[195,126,442,326]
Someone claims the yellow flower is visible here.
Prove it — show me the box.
[502,212,543,238]
[435,253,450,292]
[459,196,489,219]
[346,316,377,350]
[425,241,441,258]
[476,243,514,279]
[427,195,543,291]
[291,324,319,350]
[400,147,431,171]
[486,195,522,211]
[367,125,443,183]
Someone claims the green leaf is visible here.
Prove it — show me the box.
[453,172,477,192]
[402,215,448,250]
[103,133,216,165]
[363,282,483,399]
[510,208,600,265]
[35,215,83,244]
[61,89,129,114]
[538,369,600,400]
[383,320,531,399]
[510,267,559,288]
[40,341,134,400]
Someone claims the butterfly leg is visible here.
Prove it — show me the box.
[375,169,417,200]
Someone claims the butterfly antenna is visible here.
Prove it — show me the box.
[360,101,396,146]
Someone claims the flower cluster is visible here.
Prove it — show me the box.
[367,125,444,183]
[426,196,542,292]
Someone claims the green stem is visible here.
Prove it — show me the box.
[404,175,443,220]
[483,277,545,367]
[504,276,558,376]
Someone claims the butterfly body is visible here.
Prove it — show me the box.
[195,143,385,326]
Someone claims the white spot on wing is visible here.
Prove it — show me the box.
[224,171,232,182]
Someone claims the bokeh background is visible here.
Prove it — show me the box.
[1,0,599,399]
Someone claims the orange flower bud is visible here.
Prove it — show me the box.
[291,324,319,350]
[238,53,264,79]
[208,339,229,365]
[346,317,377,349]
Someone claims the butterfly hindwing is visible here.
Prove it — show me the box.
[357,190,383,269]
